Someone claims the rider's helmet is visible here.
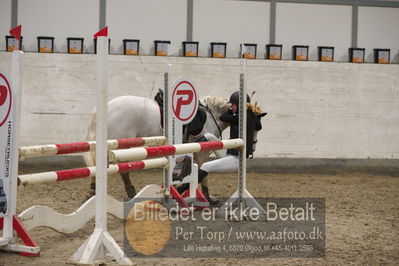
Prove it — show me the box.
[228,91,250,105]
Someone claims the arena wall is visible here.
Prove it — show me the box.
[0,52,398,159]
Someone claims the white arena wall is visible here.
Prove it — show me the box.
[0,51,398,159]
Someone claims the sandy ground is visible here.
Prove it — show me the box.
[0,167,398,265]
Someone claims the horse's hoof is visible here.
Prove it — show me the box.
[208,197,220,206]
[126,186,136,199]
[201,186,219,206]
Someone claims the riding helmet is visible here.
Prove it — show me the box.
[228,91,250,105]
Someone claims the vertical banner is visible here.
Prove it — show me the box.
[170,78,198,190]
[0,71,14,217]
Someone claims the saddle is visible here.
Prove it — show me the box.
[154,89,164,128]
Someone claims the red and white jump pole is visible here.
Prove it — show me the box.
[18,157,168,186]
[110,139,244,162]
[19,136,166,159]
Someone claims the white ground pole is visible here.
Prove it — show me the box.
[71,36,132,265]
[219,45,266,216]
[0,50,38,254]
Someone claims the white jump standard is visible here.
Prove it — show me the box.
[219,45,266,216]
[0,48,39,256]
[71,34,132,265]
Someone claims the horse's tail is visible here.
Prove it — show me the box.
[83,108,96,167]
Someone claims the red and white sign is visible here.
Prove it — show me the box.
[171,78,198,124]
[0,74,12,127]
[0,70,13,217]
[169,78,198,194]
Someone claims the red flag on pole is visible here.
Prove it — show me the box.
[9,25,22,41]
[9,25,22,50]
[94,26,108,38]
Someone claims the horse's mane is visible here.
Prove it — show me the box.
[200,95,263,115]
[247,102,263,115]
[200,95,230,113]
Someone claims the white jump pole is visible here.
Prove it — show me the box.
[2,50,22,240]
[239,45,247,203]
[220,44,265,216]
[163,72,172,199]
[71,35,131,265]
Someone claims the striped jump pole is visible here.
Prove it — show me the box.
[18,157,168,186]
[110,139,244,163]
[18,136,166,159]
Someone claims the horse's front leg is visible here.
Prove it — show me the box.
[120,172,136,198]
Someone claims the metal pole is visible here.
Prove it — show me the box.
[186,0,193,42]
[163,72,173,198]
[99,0,106,30]
[219,45,265,217]
[351,3,359,48]
[239,45,247,204]
[11,0,18,28]
[269,0,276,45]
[239,74,246,201]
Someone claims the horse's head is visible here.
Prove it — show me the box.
[249,102,267,154]
[253,112,267,153]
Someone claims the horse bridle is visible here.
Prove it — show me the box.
[199,102,223,139]
[200,102,257,159]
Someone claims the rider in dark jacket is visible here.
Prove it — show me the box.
[177,91,265,205]
[220,91,256,158]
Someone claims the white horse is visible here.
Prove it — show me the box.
[84,95,232,198]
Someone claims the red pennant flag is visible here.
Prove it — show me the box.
[9,25,22,41]
[94,26,108,38]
